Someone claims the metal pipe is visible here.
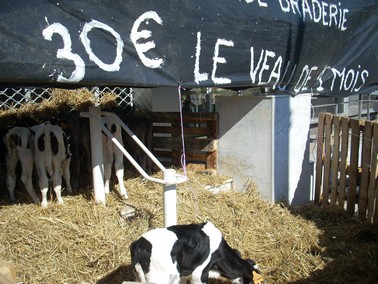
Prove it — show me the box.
[163,169,177,227]
[102,111,166,172]
[81,111,187,186]
[81,109,188,225]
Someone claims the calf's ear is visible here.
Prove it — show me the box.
[252,270,264,284]
[247,259,261,274]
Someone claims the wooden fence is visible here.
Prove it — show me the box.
[315,112,378,223]
[147,112,218,171]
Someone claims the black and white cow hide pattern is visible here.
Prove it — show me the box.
[29,122,72,207]
[130,222,262,284]
[101,116,128,198]
[3,126,40,205]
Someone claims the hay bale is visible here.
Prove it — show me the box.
[0,88,127,127]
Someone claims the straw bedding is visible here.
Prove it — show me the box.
[1,170,377,284]
[0,89,377,283]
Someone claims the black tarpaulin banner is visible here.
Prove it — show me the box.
[0,0,377,96]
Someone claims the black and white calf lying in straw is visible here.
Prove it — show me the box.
[130,222,263,284]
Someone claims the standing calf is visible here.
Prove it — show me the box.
[130,222,262,284]
[4,127,40,205]
[102,116,128,198]
[30,122,72,207]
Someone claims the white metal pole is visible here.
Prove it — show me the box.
[163,169,177,227]
[89,107,106,205]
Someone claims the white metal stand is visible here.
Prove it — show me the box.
[88,107,106,205]
[81,108,187,227]
[163,169,177,226]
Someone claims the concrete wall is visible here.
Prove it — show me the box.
[216,94,313,205]
[216,96,274,200]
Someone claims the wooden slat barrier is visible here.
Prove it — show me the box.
[146,112,218,170]
[315,112,378,223]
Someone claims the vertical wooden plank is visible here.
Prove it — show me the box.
[322,113,333,206]
[206,151,217,170]
[358,121,372,221]
[208,113,219,139]
[172,149,181,168]
[347,118,360,215]
[315,113,326,204]
[207,113,218,170]
[214,113,219,170]
[369,123,378,223]
[338,117,349,208]
[172,116,181,167]
[330,116,341,205]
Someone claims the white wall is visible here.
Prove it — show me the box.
[216,94,313,205]
[216,96,274,200]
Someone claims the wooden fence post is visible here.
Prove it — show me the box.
[338,117,349,207]
[347,119,360,214]
[322,113,333,206]
[315,112,326,204]
[370,123,378,224]
[330,116,341,205]
[358,121,372,221]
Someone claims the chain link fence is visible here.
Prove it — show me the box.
[0,87,134,110]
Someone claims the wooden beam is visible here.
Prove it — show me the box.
[347,118,360,214]
[338,116,349,207]
[330,116,341,205]
[322,113,333,206]
[358,121,372,221]
[315,112,326,204]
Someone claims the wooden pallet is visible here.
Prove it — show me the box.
[148,112,218,170]
[315,112,378,223]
